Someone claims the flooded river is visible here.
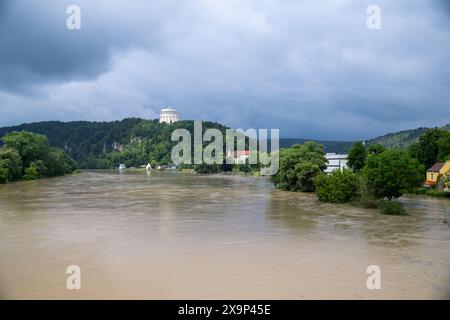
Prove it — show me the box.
[0,170,449,299]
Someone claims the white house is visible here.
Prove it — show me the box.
[159,108,180,124]
[324,153,348,173]
[226,150,250,164]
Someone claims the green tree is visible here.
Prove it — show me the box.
[367,144,386,155]
[271,141,327,192]
[2,131,49,168]
[437,132,450,161]
[347,142,367,172]
[363,150,423,200]
[0,131,76,183]
[23,166,39,180]
[0,148,23,181]
[409,128,448,169]
[315,169,360,203]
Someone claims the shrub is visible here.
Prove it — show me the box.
[0,166,9,184]
[350,176,378,208]
[23,166,39,180]
[315,169,360,203]
[194,163,221,174]
[427,189,450,198]
[378,200,407,215]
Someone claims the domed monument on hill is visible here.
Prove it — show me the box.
[159,108,179,124]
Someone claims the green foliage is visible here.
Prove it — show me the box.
[347,142,367,172]
[378,200,407,215]
[367,127,429,150]
[363,150,423,200]
[408,128,449,169]
[0,131,76,183]
[367,144,386,155]
[315,169,360,203]
[271,141,327,192]
[2,131,49,168]
[194,163,221,174]
[0,119,230,169]
[437,133,450,162]
[23,166,39,180]
[350,176,379,208]
[0,148,22,181]
[0,166,9,184]
[279,138,353,154]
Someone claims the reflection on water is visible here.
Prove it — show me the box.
[0,170,449,299]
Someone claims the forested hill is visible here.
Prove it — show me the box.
[0,119,228,169]
[366,123,450,149]
[281,123,450,152]
[1,119,449,168]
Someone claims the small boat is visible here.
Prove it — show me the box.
[118,164,126,170]
[145,163,152,170]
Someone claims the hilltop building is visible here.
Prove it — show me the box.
[324,153,348,174]
[159,108,179,124]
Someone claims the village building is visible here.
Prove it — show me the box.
[226,150,250,164]
[425,159,450,188]
[324,153,348,173]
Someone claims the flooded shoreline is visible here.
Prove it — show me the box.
[0,170,449,299]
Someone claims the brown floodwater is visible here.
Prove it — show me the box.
[0,170,449,299]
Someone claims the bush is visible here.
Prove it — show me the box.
[410,187,427,195]
[194,163,221,174]
[23,166,39,180]
[315,169,360,203]
[426,189,450,198]
[378,200,407,215]
[0,166,9,184]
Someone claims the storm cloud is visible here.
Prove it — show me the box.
[0,0,449,139]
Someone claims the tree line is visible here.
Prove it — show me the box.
[0,119,230,170]
[0,131,77,184]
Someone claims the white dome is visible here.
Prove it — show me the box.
[159,108,180,124]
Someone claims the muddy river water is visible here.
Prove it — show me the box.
[0,170,449,299]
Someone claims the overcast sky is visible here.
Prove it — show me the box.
[1,0,449,140]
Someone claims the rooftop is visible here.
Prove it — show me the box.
[427,162,444,172]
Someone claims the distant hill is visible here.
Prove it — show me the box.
[366,123,450,149]
[280,123,450,152]
[1,119,449,167]
[0,119,228,168]
[279,139,353,154]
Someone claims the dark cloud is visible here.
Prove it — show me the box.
[0,0,450,140]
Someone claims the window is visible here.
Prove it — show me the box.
[430,173,434,180]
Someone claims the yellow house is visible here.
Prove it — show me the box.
[425,159,450,186]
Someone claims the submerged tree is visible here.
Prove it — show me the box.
[363,150,423,200]
[0,131,77,184]
[271,141,327,192]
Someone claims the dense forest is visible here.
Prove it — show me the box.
[1,119,449,171]
[0,119,229,169]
